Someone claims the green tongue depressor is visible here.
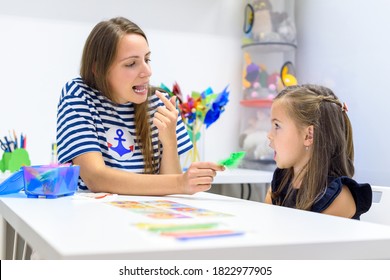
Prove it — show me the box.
[218,151,246,169]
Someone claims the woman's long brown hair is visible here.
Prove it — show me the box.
[80,17,155,174]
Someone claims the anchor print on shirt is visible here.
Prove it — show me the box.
[106,126,135,160]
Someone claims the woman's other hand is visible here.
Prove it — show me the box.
[181,162,225,194]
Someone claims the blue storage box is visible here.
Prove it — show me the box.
[0,170,25,195]
[22,165,80,198]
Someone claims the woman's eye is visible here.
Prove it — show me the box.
[145,58,151,63]
[274,123,280,129]
[126,62,136,67]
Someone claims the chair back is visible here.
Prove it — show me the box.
[360,185,390,226]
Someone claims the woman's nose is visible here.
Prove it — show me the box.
[140,62,152,78]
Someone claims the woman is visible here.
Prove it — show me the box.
[56,17,224,195]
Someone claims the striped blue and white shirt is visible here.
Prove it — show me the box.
[56,78,192,190]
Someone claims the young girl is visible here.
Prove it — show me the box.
[265,84,372,219]
[56,17,224,196]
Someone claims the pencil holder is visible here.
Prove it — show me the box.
[0,152,12,172]
[22,165,80,199]
[0,148,31,173]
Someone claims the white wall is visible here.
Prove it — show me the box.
[2,0,388,187]
[295,0,390,185]
[0,0,243,165]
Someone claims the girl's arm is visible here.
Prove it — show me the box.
[321,185,356,218]
[73,151,224,195]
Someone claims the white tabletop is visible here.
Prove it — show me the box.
[1,191,390,260]
[213,168,273,184]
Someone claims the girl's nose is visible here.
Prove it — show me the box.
[267,130,272,140]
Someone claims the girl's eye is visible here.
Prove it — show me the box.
[274,123,280,129]
[126,62,136,67]
[145,58,151,63]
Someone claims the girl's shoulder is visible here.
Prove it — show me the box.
[313,176,372,218]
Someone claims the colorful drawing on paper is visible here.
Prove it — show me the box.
[134,222,244,241]
[107,200,232,219]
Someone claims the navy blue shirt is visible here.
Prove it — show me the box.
[271,168,372,220]
[57,78,192,190]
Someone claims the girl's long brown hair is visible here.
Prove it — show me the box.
[80,17,155,174]
[272,84,354,210]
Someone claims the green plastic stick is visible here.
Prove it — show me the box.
[218,151,246,169]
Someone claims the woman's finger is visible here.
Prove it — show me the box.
[155,90,176,111]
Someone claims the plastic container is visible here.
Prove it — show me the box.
[242,0,297,47]
[22,165,80,199]
[0,170,25,195]
[242,49,295,99]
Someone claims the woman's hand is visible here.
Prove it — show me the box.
[153,90,179,146]
[181,162,225,194]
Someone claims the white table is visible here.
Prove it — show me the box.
[1,191,390,259]
[213,168,273,184]
[212,168,273,200]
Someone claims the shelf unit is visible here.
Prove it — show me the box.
[239,0,297,169]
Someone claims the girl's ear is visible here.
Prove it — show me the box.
[304,125,314,146]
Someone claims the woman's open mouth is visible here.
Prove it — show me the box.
[132,84,148,95]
